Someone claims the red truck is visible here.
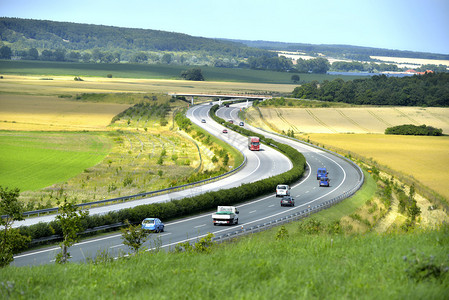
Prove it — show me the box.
[248,136,260,151]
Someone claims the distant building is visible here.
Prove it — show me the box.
[405,69,433,75]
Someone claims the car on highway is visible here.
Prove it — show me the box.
[276,184,290,197]
[222,129,228,134]
[239,121,244,126]
[317,167,328,180]
[141,218,165,233]
[201,119,206,123]
[228,120,234,124]
[319,176,330,187]
[280,196,295,207]
[225,104,230,108]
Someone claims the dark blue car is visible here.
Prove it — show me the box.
[141,218,165,233]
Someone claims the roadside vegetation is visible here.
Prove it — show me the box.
[1,170,448,298]
[1,91,242,210]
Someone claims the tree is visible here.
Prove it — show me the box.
[0,186,29,267]
[0,46,12,59]
[130,52,148,63]
[407,184,421,222]
[28,48,39,60]
[55,200,88,264]
[161,53,172,64]
[120,220,149,254]
[181,68,204,81]
[291,74,300,83]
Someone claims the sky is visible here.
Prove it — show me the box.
[1,0,449,54]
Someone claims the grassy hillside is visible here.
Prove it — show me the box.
[2,172,448,299]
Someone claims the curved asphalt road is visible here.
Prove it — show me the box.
[12,102,362,266]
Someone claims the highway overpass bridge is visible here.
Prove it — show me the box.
[168,93,272,105]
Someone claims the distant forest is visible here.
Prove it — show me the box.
[228,39,449,61]
[1,17,448,74]
[292,72,449,107]
[0,17,273,64]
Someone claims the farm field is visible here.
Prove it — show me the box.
[247,106,449,134]
[245,106,449,201]
[0,60,365,84]
[0,95,239,208]
[0,131,110,192]
[371,55,449,68]
[0,94,130,131]
[0,74,294,96]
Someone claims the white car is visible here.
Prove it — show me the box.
[276,184,290,197]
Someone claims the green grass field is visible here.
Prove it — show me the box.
[0,131,110,191]
[0,60,365,84]
[2,222,447,299]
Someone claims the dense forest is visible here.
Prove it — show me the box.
[0,17,273,64]
[292,72,449,107]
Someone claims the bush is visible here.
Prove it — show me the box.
[385,124,443,136]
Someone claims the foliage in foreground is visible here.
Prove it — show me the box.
[1,223,448,299]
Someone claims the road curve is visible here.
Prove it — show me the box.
[12,103,292,229]
[13,102,362,266]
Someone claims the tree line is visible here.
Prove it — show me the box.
[292,72,449,107]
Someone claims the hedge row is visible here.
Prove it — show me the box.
[18,105,306,245]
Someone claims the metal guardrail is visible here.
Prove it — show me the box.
[211,176,364,244]
[10,155,247,219]
[24,129,364,246]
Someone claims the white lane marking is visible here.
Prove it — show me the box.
[16,111,349,260]
[194,224,206,229]
[268,204,275,207]
[110,244,125,249]
[249,210,257,214]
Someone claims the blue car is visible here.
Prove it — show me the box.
[141,218,165,233]
[319,177,330,187]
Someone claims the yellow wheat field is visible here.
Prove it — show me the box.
[0,95,130,131]
[246,106,449,200]
[0,75,293,96]
[306,133,449,201]
[249,107,449,134]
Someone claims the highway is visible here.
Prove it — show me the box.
[12,102,362,266]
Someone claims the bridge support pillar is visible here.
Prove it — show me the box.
[246,99,249,108]
[219,98,222,106]
[191,96,194,105]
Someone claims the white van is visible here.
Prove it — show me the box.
[276,184,290,197]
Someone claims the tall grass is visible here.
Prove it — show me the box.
[2,224,447,299]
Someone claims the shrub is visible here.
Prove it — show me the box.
[385,124,443,136]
